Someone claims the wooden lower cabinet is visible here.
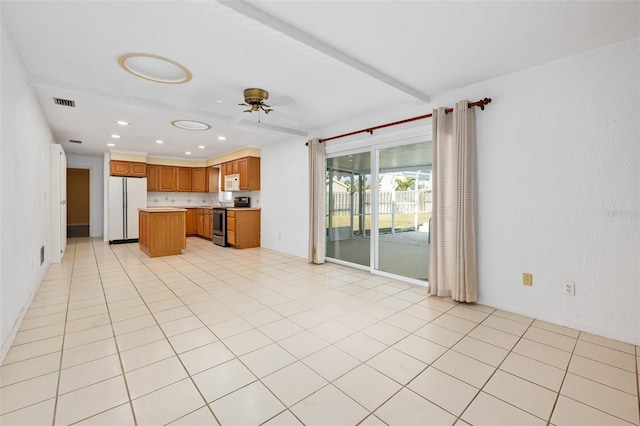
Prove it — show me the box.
[226,209,260,248]
[138,209,186,257]
[203,209,212,239]
[196,209,204,236]
[192,208,212,240]
[185,208,197,235]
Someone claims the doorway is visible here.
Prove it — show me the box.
[67,168,90,237]
[325,140,432,283]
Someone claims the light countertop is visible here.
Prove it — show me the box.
[139,208,187,212]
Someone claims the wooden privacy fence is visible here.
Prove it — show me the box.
[328,189,432,215]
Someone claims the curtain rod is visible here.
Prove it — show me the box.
[307,97,491,145]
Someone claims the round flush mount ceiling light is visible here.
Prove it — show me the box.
[118,53,192,84]
[171,120,211,131]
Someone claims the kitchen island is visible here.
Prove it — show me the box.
[138,208,186,257]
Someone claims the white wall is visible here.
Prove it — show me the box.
[261,37,640,345]
[67,154,104,237]
[261,137,309,257]
[1,21,54,360]
[459,37,640,345]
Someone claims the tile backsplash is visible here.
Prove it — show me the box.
[147,192,215,207]
[147,191,261,208]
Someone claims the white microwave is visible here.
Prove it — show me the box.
[224,173,240,191]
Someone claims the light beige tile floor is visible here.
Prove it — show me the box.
[1,237,639,425]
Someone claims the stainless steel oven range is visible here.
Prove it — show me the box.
[212,196,251,247]
[212,207,227,246]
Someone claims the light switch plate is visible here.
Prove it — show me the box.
[523,273,533,286]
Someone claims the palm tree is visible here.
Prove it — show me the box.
[395,177,416,191]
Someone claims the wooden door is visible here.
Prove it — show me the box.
[203,210,212,238]
[159,166,175,191]
[185,209,197,234]
[238,158,248,190]
[129,162,147,177]
[147,165,160,191]
[110,160,129,176]
[196,209,204,236]
[176,167,191,192]
[206,167,219,192]
[191,168,206,192]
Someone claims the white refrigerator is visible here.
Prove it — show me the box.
[108,176,147,243]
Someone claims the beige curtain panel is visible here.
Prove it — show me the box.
[308,138,326,264]
[429,100,478,302]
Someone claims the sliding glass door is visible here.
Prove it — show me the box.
[325,140,432,283]
[375,142,431,280]
[326,152,371,267]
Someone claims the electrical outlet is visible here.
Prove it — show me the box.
[564,281,575,296]
[522,273,533,286]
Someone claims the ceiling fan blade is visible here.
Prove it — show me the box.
[269,95,295,107]
[228,111,248,125]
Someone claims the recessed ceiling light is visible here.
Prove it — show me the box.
[215,100,223,103]
[171,120,211,131]
[198,145,205,149]
[116,120,129,126]
[218,136,226,141]
[185,151,191,155]
[111,134,120,139]
[118,53,192,84]
[155,140,163,144]
[107,143,115,147]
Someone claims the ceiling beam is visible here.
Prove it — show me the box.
[216,0,430,103]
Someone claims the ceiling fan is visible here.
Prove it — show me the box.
[239,88,273,115]
[231,88,301,129]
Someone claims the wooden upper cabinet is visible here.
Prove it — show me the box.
[110,160,129,176]
[147,165,160,191]
[191,168,206,192]
[207,167,219,193]
[176,168,192,192]
[129,162,147,177]
[225,161,238,175]
[239,157,260,190]
[219,157,260,191]
[110,160,147,177]
[159,166,176,191]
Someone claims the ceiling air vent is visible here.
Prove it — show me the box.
[53,97,75,107]
[68,139,82,144]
